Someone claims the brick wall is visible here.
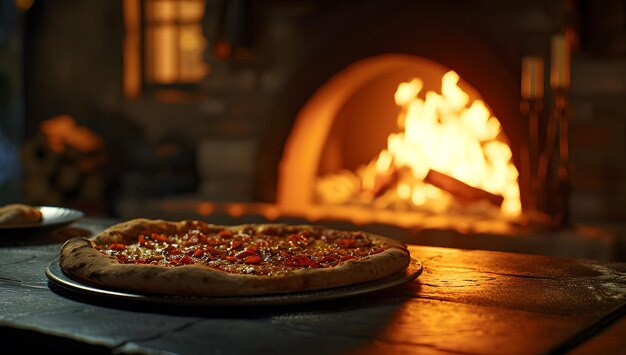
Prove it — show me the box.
[570,57,626,222]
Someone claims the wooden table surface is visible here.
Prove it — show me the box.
[1,218,625,354]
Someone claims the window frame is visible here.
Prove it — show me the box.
[124,0,207,97]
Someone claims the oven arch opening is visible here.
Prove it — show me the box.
[276,54,522,226]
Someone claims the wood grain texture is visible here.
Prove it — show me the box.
[0,219,625,354]
[569,312,626,354]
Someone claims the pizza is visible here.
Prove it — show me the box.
[0,204,43,226]
[59,219,411,296]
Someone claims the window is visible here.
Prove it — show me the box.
[124,0,208,97]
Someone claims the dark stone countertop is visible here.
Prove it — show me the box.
[1,218,625,354]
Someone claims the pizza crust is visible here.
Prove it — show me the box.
[60,219,411,296]
[0,204,43,225]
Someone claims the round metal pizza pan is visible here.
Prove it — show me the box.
[46,257,422,306]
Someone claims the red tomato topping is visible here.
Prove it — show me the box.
[109,243,126,251]
[193,249,204,257]
[279,250,293,258]
[284,259,298,267]
[319,256,336,263]
[371,247,386,255]
[151,233,169,242]
[179,256,193,264]
[137,235,155,249]
[287,256,319,268]
[230,240,243,250]
[205,246,224,255]
[164,245,178,256]
[287,233,308,245]
[224,256,237,262]
[235,249,256,259]
[244,255,262,264]
[336,239,356,248]
[341,255,356,261]
[218,230,234,238]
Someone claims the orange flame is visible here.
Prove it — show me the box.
[317,71,521,217]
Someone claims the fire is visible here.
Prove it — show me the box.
[316,71,521,217]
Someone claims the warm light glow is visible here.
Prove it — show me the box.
[179,1,205,21]
[15,0,34,11]
[226,204,245,218]
[316,70,521,217]
[279,56,522,229]
[152,25,177,83]
[259,205,281,221]
[397,183,411,200]
[394,79,423,106]
[180,24,209,81]
[197,202,215,216]
[40,115,103,153]
[148,0,176,21]
[143,0,208,84]
[521,56,544,99]
[550,34,571,89]
[123,0,141,98]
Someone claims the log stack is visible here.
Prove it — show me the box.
[20,116,108,213]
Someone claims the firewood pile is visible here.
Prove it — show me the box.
[21,115,108,213]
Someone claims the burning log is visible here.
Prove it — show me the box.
[361,150,398,198]
[424,170,504,207]
[369,167,397,198]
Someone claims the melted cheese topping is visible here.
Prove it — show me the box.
[96,228,388,276]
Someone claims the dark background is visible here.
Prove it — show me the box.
[1,0,625,255]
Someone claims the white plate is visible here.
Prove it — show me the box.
[0,206,84,231]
